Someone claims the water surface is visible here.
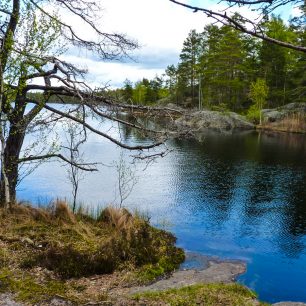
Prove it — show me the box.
[18,126,306,303]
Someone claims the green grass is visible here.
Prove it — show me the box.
[0,269,68,304]
[0,201,185,303]
[132,283,269,306]
[0,202,269,306]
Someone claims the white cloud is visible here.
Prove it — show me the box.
[58,0,260,87]
[99,0,210,52]
[61,55,165,88]
[61,0,215,87]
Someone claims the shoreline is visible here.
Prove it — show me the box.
[256,125,306,134]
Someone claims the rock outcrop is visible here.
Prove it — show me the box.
[262,103,306,123]
[175,110,254,135]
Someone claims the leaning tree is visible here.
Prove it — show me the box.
[169,0,306,53]
[0,0,179,208]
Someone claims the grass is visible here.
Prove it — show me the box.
[0,200,184,303]
[132,283,268,306]
[0,201,269,305]
[0,269,68,304]
[259,112,306,133]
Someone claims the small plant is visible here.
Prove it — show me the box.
[246,105,261,124]
[248,78,269,125]
[114,150,138,208]
[210,103,230,113]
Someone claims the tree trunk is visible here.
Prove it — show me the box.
[0,134,11,208]
[0,125,26,204]
[0,0,21,208]
[0,60,11,208]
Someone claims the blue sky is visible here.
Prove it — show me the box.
[61,0,301,88]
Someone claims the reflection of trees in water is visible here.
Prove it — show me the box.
[261,131,306,152]
[240,166,306,258]
[284,174,306,236]
[169,138,240,226]
[244,166,275,216]
[274,172,306,258]
[171,131,306,258]
[116,122,306,258]
[118,114,166,144]
[257,132,306,166]
[249,132,306,257]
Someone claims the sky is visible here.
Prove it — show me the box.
[60,0,302,89]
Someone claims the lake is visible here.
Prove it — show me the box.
[18,119,306,303]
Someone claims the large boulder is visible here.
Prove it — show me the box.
[175,110,254,134]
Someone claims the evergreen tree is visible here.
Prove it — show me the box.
[259,16,299,107]
[178,29,202,106]
[200,25,252,111]
[289,8,306,102]
[165,65,178,103]
[122,79,134,103]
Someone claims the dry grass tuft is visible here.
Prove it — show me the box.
[0,201,184,280]
[9,202,50,223]
[51,200,76,224]
[260,112,306,133]
[98,206,134,232]
[278,113,306,132]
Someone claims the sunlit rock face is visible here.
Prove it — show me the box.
[175,110,254,134]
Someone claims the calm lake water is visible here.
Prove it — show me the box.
[18,117,306,303]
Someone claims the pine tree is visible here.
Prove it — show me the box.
[259,16,299,107]
[122,79,134,103]
[178,30,202,106]
[200,25,252,111]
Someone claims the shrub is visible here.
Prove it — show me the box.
[246,105,261,124]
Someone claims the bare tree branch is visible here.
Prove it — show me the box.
[18,153,98,171]
[28,0,138,59]
[28,99,165,151]
[169,0,306,53]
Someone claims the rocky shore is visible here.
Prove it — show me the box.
[2,254,306,305]
[175,110,254,135]
[260,103,306,133]
[167,102,306,139]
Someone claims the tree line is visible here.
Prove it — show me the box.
[117,14,305,115]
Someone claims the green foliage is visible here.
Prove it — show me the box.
[210,103,230,113]
[132,283,266,306]
[133,81,147,104]
[137,252,185,283]
[248,78,269,108]
[246,105,261,123]
[114,14,304,112]
[0,270,67,304]
[248,78,269,124]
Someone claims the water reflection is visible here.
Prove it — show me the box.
[18,127,306,303]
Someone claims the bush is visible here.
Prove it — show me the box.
[246,105,261,124]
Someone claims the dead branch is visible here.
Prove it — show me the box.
[169,0,306,53]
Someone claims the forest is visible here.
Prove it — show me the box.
[116,15,305,119]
